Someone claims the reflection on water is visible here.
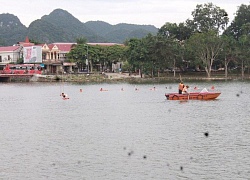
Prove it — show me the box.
[0,81,250,179]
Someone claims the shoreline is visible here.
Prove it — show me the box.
[2,72,250,83]
[37,73,250,83]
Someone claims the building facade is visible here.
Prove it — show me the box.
[0,37,76,74]
[0,46,22,70]
[41,43,76,74]
[0,37,124,74]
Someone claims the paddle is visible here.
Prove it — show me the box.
[186,85,190,100]
[179,73,182,82]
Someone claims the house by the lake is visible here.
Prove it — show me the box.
[0,37,77,73]
[0,37,124,74]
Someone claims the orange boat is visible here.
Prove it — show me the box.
[165,92,221,100]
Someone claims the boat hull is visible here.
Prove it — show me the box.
[165,92,221,100]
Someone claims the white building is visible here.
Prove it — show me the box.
[0,46,22,69]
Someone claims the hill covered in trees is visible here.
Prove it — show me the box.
[0,13,27,46]
[0,9,158,46]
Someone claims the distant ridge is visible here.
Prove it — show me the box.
[0,9,158,46]
[0,13,27,46]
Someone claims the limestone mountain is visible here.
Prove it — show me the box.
[0,13,27,46]
[85,21,158,42]
[38,9,105,43]
[0,9,158,46]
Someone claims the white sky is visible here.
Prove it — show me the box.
[1,0,249,28]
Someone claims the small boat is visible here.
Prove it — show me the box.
[165,92,221,100]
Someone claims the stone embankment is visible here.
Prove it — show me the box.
[31,72,249,83]
[33,73,142,83]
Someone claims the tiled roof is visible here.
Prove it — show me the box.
[18,36,35,47]
[87,43,124,46]
[20,44,35,47]
[50,43,76,51]
[0,42,125,54]
[47,44,55,50]
[0,46,21,52]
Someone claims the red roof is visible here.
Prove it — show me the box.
[49,43,76,52]
[0,46,21,52]
[25,36,30,43]
[87,43,124,46]
[48,44,55,50]
[21,44,35,47]
[18,36,35,47]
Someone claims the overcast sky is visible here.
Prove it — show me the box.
[1,0,249,28]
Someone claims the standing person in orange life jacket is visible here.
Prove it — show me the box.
[179,81,184,94]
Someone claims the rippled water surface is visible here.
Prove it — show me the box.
[0,81,250,179]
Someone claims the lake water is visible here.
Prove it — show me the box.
[0,81,250,180]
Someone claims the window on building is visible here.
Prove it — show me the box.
[0,56,2,62]
[8,55,11,60]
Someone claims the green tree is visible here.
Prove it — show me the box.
[237,34,250,79]
[220,35,238,78]
[187,2,229,33]
[29,39,43,45]
[76,37,87,44]
[186,30,223,78]
[125,38,144,75]
[104,45,127,72]
[158,22,192,41]
[125,33,186,78]
[141,34,157,77]
[155,34,184,77]
[66,43,89,72]
[67,43,126,73]
[225,4,250,40]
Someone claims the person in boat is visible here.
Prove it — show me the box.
[179,81,184,94]
[182,85,189,94]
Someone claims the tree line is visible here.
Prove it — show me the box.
[67,3,250,79]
